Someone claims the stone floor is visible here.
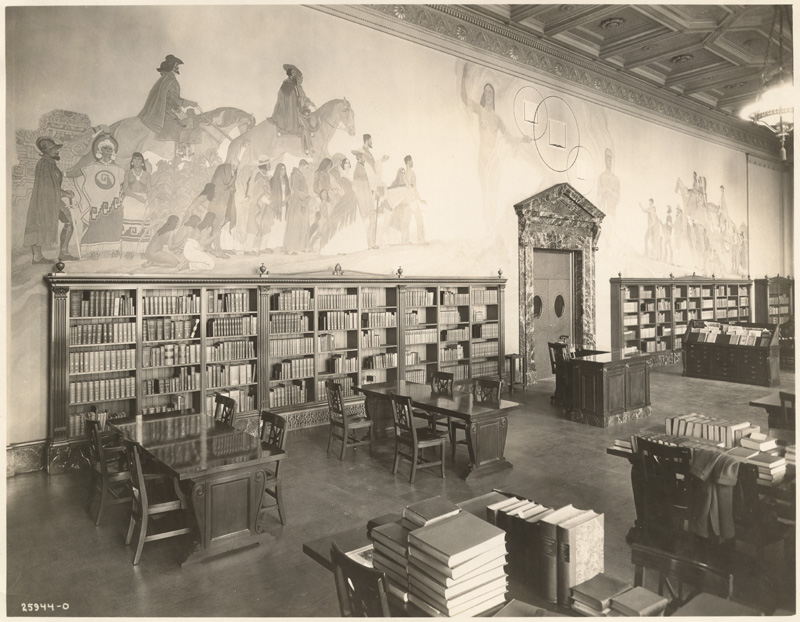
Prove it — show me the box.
[6,364,796,617]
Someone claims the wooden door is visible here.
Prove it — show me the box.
[533,251,573,380]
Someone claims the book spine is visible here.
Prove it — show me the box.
[539,521,559,603]
[557,524,576,606]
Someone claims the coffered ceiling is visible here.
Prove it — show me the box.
[463,4,793,119]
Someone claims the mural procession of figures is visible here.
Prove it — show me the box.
[13,47,747,279]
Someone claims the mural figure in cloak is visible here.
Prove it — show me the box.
[271,64,316,155]
[138,55,198,147]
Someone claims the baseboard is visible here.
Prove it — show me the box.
[7,440,48,477]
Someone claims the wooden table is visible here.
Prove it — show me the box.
[112,412,285,566]
[354,381,520,480]
[749,391,795,430]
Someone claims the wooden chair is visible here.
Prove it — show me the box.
[326,380,373,460]
[412,371,454,432]
[122,437,192,565]
[257,410,288,525]
[776,391,796,430]
[547,342,570,405]
[85,418,131,526]
[734,463,792,559]
[213,393,237,427]
[631,543,733,616]
[450,377,503,459]
[390,392,447,483]
[635,438,693,549]
[330,541,391,617]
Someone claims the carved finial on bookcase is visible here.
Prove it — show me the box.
[54,260,66,273]
[259,263,269,277]
[712,274,716,279]
[498,268,503,279]
[670,272,674,279]
[396,266,404,278]
[332,263,343,276]
[618,272,622,278]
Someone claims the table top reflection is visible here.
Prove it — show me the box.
[110,412,285,480]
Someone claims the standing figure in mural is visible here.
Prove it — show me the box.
[270,64,316,155]
[311,158,334,249]
[386,168,411,244]
[269,163,291,250]
[79,136,126,259]
[596,148,620,223]
[244,156,273,255]
[184,183,215,223]
[23,137,76,264]
[143,215,181,268]
[182,213,217,270]
[138,55,198,147]
[352,150,377,249]
[403,155,427,244]
[664,206,674,264]
[207,160,238,257]
[639,198,664,262]
[120,152,152,257]
[283,159,312,253]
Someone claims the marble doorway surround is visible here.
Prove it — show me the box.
[515,183,604,387]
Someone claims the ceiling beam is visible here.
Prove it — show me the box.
[599,26,673,59]
[509,5,550,24]
[543,5,621,37]
[624,40,706,70]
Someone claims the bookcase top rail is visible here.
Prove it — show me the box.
[610,275,751,284]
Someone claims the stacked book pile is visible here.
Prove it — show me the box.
[745,452,787,484]
[570,572,631,616]
[407,510,508,616]
[739,431,779,452]
[665,413,753,448]
[485,496,604,607]
[785,445,796,465]
[371,520,411,602]
[632,428,725,451]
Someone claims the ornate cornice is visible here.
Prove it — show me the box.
[313,4,779,158]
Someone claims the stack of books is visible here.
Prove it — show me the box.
[746,452,787,484]
[570,572,631,616]
[739,432,779,452]
[402,496,460,531]
[665,414,753,448]
[610,586,668,616]
[785,445,796,465]
[406,511,508,617]
[611,438,633,454]
[371,521,411,603]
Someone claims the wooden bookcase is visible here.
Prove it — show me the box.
[610,275,752,366]
[46,272,505,445]
[681,319,780,387]
[754,276,794,370]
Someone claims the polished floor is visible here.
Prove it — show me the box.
[6,364,796,617]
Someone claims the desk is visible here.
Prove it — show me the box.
[749,391,795,430]
[354,381,520,480]
[112,412,285,566]
[567,350,652,427]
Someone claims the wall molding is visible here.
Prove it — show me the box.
[313,4,781,160]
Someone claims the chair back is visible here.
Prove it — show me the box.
[548,342,569,373]
[390,393,418,445]
[635,438,693,539]
[429,371,454,396]
[259,410,288,477]
[330,541,391,617]
[472,377,503,404]
[122,437,149,515]
[84,418,103,472]
[735,463,778,531]
[778,391,796,430]
[631,543,732,614]
[214,393,237,427]
[325,380,346,417]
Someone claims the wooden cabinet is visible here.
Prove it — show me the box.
[681,319,780,387]
[754,276,794,370]
[610,275,751,366]
[46,273,506,444]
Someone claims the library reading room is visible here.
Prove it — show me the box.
[5,3,796,618]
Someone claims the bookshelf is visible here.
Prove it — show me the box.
[46,272,506,448]
[610,275,751,366]
[754,276,794,370]
[682,319,780,387]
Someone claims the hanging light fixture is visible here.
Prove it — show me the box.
[739,5,794,160]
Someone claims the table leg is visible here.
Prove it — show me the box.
[462,416,513,480]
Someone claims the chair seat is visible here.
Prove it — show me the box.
[450,418,467,430]
[400,428,447,443]
[331,415,371,429]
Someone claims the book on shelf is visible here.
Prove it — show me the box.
[556,510,604,606]
[403,496,460,529]
[570,572,632,612]
[537,505,588,603]
[610,586,668,616]
[407,511,506,568]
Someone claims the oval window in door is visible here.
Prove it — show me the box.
[533,295,542,319]
[554,294,565,318]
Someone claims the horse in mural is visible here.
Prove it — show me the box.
[64,107,255,175]
[225,98,355,167]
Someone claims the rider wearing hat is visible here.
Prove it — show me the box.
[270,64,316,154]
[23,137,76,264]
[138,54,198,143]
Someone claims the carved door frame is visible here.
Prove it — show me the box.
[515,183,605,387]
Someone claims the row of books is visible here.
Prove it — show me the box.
[269,314,310,334]
[142,318,200,342]
[70,321,136,345]
[316,292,358,310]
[206,389,255,415]
[272,289,313,311]
[406,329,438,345]
[439,309,463,324]
[70,377,136,404]
[570,574,667,616]
[319,311,359,331]
[471,289,498,305]
[207,290,252,314]
[142,294,201,316]
[143,343,202,367]
[363,311,397,328]
[443,327,469,342]
[665,413,757,448]
[71,290,135,318]
[404,289,435,307]
[472,341,499,358]
[143,368,202,395]
[363,352,398,369]
[360,290,386,309]
[70,348,136,374]
[327,354,359,374]
[443,363,469,380]
[208,340,256,362]
[440,344,464,362]
[440,291,470,306]
[268,336,314,357]
[405,311,423,326]
[141,399,189,416]
[207,316,257,338]
[361,330,384,349]
[405,369,425,383]
[271,358,313,380]
[316,376,355,399]
[206,363,255,388]
[268,382,308,408]
[473,360,499,377]
[476,323,498,338]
